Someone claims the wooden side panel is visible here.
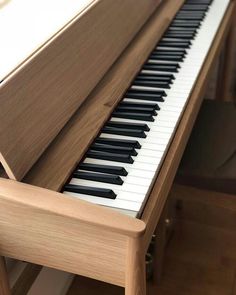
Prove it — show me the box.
[0,182,129,286]
[0,179,145,286]
[0,0,161,181]
[24,0,184,191]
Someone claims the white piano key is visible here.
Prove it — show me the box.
[69,178,148,194]
[83,158,158,173]
[110,207,138,218]
[64,191,141,211]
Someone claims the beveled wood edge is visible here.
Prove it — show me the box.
[140,1,236,250]
[0,1,98,83]
[0,153,13,179]
[0,178,145,238]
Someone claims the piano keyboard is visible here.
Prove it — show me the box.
[63,0,230,218]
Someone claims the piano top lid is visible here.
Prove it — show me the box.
[0,0,95,81]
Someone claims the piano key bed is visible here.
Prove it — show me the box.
[63,0,230,218]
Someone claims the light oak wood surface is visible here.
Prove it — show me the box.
[125,238,146,295]
[24,0,184,191]
[0,178,145,286]
[0,0,161,181]
[0,0,95,81]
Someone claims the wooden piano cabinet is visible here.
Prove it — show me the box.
[0,257,10,295]
[0,178,146,289]
[0,1,235,295]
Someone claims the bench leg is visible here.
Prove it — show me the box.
[125,238,146,295]
[0,256,11,295]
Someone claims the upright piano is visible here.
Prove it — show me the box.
[0,0,235,294]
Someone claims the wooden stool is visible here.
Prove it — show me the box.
[175,99,236,194]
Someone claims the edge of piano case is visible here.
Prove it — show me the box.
[0,0,235,294]
[0,0,162,181]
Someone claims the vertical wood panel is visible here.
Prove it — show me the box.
[0,256,11,295]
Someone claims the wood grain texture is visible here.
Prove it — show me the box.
[0,256,10,295]
[140,1,235,251]
[0,0,161,181]
[125,238,146,295]
[0,178,145,286]
[24,0,184,191]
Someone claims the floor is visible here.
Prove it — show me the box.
[67,188,236,295]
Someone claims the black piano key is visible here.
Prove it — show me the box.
[73,171,124,185]
[127,88,166,98]
[152,49,187,55]
[143,63,179,73]
[64,184,116,199]
[177,11,205,16]
[136,76,173,85]
[79,163,128,176]
[168,27,198,33]
[161,37,192,44]
[175,16,204,21]
[125,92,164,102]
[155,48,187,55]
[107,120,150,131]
[176,11,205,17]
[96,137,141,149]
[150,55,184,62]
[152,51,186,58]
[134,79,171,88]
[161,38,192,45]
[137,73,174,81]
[91,143,138,156]
[116,106,157,116]
[185,0,211,5]
[87,150,134,164]
[131,88,167,96]
[119,101,160,110]
[102,126,147,138]
[181,6,209,12]
[148,60,180,69]
[171,21,200,28]
[164,33,195,40]
[158,41,191,49]
[113,111,155,122]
